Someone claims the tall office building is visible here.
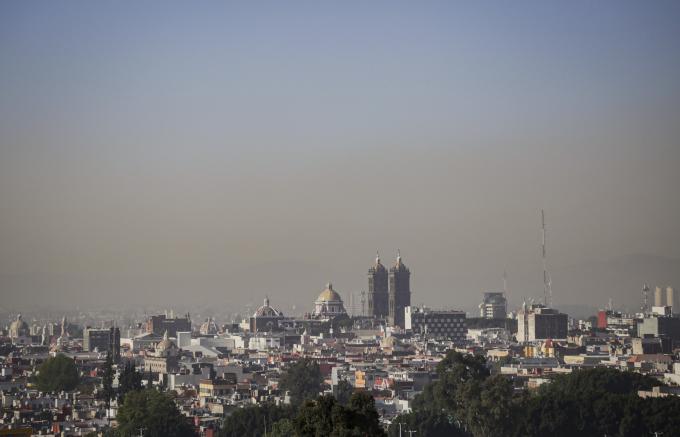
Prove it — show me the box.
[517,303,568,342]
[405,306,467,342]
[83,326,120,360]
[388,251,411,328]
[147,313,192,337]
[367,252,389,318]
[479,292,507,319]
[109,327,121,362]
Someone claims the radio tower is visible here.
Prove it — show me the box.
[642,283,650,313]
[542,210,552,307]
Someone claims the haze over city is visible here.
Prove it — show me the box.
[2,1,680,314]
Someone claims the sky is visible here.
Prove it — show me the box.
[1,1,680,315]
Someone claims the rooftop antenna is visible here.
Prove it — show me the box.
[503,270,508,298]
[541,209,552,307]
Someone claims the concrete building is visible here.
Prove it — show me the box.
[147,313,192,337]
[82,327,120,359]
[143,331,180,374]
[517,303,568,343]
[637,315,680,347]
[83,328,109,352]
[479,292,507,319]
[405,307,467,342]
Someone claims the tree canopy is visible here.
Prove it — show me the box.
[117,360,142,402]
[279,358,323,405]
[219,403,295,437]
[115,389,196,437]
[294,393,385,437]
[220,393,384,437]
[397,353,680,437]
[36,354,79,392]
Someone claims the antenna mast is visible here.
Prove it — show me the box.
[503,270,508,297]
[542,210,552,307]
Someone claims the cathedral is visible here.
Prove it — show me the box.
[367,251,411,328]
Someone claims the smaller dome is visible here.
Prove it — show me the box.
[316,283,343,303]
[156,330,178,353]
[254,297,283,317]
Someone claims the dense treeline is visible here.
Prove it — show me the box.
[217,352,680,436]
[389,351,680,437]
[220,358,385,436]
[219,393,385,437]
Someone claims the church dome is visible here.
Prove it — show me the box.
[254,297,283,317]
[156,330,178,356]
[316,283,343,303]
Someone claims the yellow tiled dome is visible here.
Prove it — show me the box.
[316,283,343,302]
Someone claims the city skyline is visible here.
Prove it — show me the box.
[2,2,680,312]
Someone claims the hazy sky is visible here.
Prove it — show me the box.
[1,1,679,314]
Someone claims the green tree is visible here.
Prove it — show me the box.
[116,389,195,437]
[270,418,295,437]
[101,353,115,406]
[36,354,80,392]
[334,379,354,406]
[279,358,323,405]
[118,360,142,402]
[293,393,385,437]
[219,403,295,437]
[388,410,466,437]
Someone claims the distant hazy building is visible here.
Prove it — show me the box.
[109,327,121,361]
[367,253,389,319]
[83,328,109,352]
[250,297,285,332]
[83,327,120,359]
[388,251,411,328]
[147,313,191,337]
[638,314,680,347]
[517,303,568,342]
[8,314,31,345]
[405,306,467,342]
[313,283,347,320]
[144,331,180,374]
[8,314,29,339]
[199,318,219,335]
[479,292,507,319]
